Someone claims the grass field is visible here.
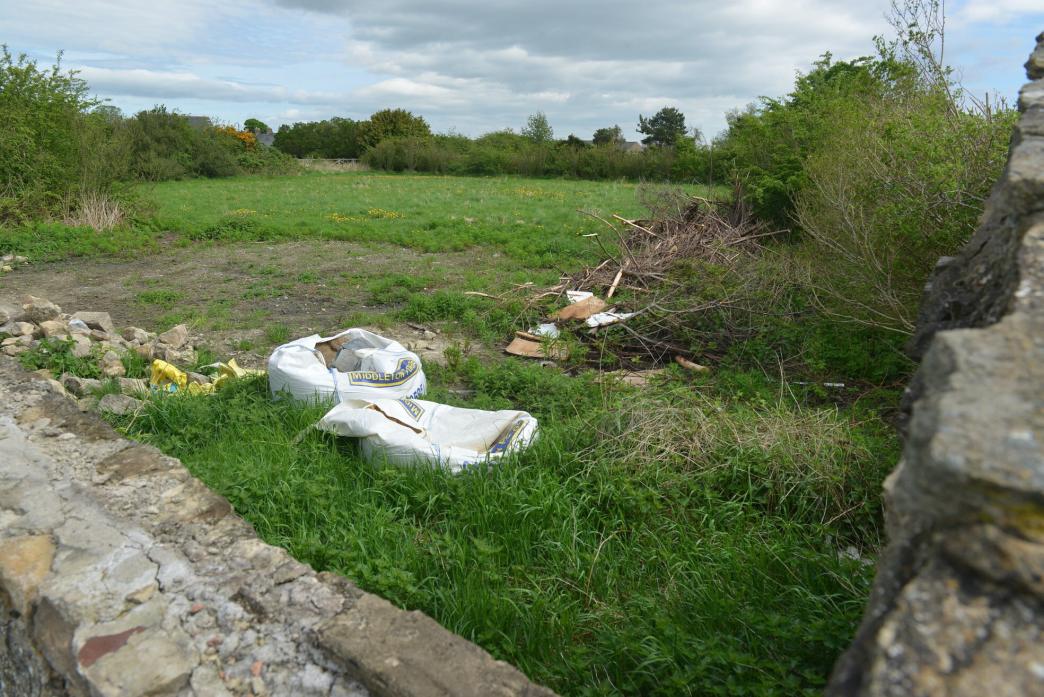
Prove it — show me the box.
[4,171,905,696]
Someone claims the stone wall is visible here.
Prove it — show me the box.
[0,357,555,696]
[827,33,1044,696]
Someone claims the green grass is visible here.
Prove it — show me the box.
[1,172,709,267]
[96,358,894,697]
[5,171,904,695]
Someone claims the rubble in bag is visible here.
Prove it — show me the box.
[316,397,538,473]
[268,328,426,404]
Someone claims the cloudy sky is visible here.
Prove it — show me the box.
[3,0,1041,140]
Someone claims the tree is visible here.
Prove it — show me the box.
[592,125,624,146]
[358,109,431,150]
[637,106,687,147]
[521,112,554,144]
[243,118,270,134]
[562,134,589,149]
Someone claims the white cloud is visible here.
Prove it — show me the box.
[954,0,1044,24]
[3,0,1039,139]
[77,66,340,104]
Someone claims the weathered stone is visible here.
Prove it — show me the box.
[2,335,32,348]
[60,373,103,397]
[38,319,70,339]
[157,323,189,349]
[4,321,38,337]
[22,295,60,324]
[117,377,148,395]
[1027,30,1044,80]
[160,346,197,367]
[0,302,23,324]
[828,34,1044,697]
[99,350,125,378]
[133,342,155,360]
[97,340,128,356]
[3,344,29,357]
[96,393,142,416]
[69,311,116,335]
[71,334,93,358]
[84,628,196,696]
[121,326,150,344]
[89,329,111,342]
[319,594,557,697]
[0,534,55,615]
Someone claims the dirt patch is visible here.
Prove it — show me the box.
[0,240,487,367]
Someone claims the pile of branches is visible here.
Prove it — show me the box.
[547,185,784,365]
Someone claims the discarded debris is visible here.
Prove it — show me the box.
[585,310,636,329]
[505,332,568,360]
[674,355,709,372]
[551,292,609,321]
[317,396,538,472]
[530,323,560,338]
[512,185,779,367]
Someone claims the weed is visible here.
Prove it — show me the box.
[18,338,99,378]
[264,324,291,345]
[136,289,183,309]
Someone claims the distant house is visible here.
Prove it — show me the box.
[186,115,213,129]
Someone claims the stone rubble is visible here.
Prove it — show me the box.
[0,356,557,697]
[0,295,558,696]
[0,296,202,410]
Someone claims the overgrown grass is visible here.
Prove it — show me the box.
[92,354,897,697]
[4,171,906,694]
[1,173,715,266]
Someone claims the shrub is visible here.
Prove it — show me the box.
[0,47,109,221]
[794,86,1015,331]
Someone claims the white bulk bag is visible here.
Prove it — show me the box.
[268,328,426,404]
[316,397,538,472]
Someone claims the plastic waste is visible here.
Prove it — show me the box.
[316,397,538,472]
[150,358,261,395]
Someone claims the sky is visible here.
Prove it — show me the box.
[2,0,1041,141]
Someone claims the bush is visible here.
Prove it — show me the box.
[794,85,1015,331]
[0,48,117,222]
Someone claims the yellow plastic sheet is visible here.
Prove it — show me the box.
[149,358,262,396]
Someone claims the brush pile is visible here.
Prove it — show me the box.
[542,186,781,366]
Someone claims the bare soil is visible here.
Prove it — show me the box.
[0,240,485,367]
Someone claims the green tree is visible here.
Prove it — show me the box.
[637,107,687,147]
[521,112,554,144]
[358,109,431,150]
[592,125,624,146]
[243,118,270,133]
